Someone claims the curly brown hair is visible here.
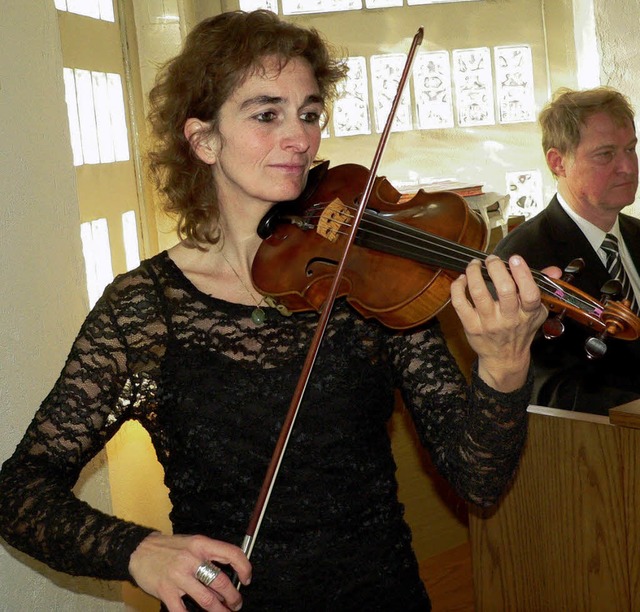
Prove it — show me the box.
[147,10,348,246]
[539,87,635,173]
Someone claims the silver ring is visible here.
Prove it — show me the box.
[195,561,221,587]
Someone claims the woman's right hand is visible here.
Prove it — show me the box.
[129,532,252,611]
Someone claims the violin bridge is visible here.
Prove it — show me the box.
[317,199,352,242]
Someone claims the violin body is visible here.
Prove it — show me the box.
[252,161,487,329]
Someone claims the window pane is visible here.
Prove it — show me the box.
[74,69,101,164]
[239,0,278,11]
[62,69,129,166]
[67,0,100,19]
[452,47,495,126]
[506,170,544,220]
[494,45,535,124]
[58,0,114,22]
[80,218,114,308]
[365,0,402,7]
[370,54,413,133]
[92,72,116,163]
[333,57,371,137]
[106,73,130,161]
[63,67,84,166]
[282,0,362,15]
[122,211,140,271]
[408,0,481,4]
[98,0,115,22]
[413,51,454,129]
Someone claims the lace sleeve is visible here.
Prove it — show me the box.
[388,320,531,507]
[0,272,160,581]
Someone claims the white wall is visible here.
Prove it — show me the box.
[593,0,640,219]
[0,1,122,609]
[595,0,640,102]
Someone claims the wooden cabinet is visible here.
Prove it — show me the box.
[469,402,640,611]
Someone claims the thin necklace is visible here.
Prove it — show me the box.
[220,252,267,325]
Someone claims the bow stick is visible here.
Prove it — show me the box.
[235,27,425,584]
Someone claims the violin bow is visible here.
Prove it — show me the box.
[235,27,425,581]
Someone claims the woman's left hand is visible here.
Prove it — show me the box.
[450,254,559,393]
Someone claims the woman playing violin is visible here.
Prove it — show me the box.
[0,10,550,612]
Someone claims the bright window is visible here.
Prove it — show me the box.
[506,170,544,219]
[453,47,495,127]
[80,218,114,308]
[408,0,480,4]
[239,0,477,9]
[55,0,115,22]
[235,2,535,137]
[370,54,413,133]
[122,211,141,271]
[332,57,371,137]
[239,0,278,11]
[413,51,454,129]
[63,68,130,166]
[282,0,361,14]
[494,46,536,124]
[366,0,403,7]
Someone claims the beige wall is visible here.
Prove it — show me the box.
[2,1,640,610]
[0,0,122,610]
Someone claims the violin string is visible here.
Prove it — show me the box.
[368,215,599,312]
[306,203,599,313]
[359,213,599,311]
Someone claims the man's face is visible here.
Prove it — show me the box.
[550,111,638,226]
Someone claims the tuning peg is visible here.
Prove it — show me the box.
[599,279,623,301]
[583,279,626,359]
[542,258,585,339]
[584,333,607,359]
[562,258,585,281]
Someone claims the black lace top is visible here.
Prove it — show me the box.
[0,251,531,611]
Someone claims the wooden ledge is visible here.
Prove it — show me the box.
[609,398,640,429]
[419,541,474,611]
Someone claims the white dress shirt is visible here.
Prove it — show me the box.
[556,192,640,301]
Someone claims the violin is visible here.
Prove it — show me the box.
[252,159,640,348]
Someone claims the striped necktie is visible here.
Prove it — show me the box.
[601,233,638,312]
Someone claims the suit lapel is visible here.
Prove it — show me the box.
[620,214,640,268]
[544,196,609,297]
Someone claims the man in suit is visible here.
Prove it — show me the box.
[494,86,640,414]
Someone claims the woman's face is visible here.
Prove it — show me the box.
[208,55,324,211]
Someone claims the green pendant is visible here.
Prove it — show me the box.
[251,307,266,325]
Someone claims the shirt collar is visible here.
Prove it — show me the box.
[556,191,621,253]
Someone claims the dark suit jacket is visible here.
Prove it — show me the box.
[494,195,640,414]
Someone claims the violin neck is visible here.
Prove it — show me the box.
[356,209,603,317]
